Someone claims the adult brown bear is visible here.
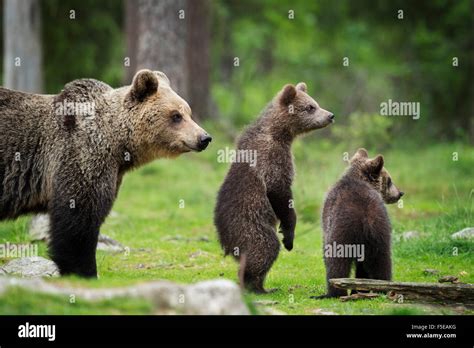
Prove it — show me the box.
[0,69,211,277]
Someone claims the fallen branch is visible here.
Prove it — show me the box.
[330,278,474,304]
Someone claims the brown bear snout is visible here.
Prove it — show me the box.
[198,133,212,151]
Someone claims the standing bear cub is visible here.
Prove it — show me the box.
[320,148,403,297]
[0,69,211,277]
[215,82,334,293]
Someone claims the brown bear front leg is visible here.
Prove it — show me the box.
[48,169,116,277]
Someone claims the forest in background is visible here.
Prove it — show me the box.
[1,0,473,144]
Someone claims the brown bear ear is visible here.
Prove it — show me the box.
[130,69,159,101]
[279,84,297,107]
[350,148,369,163]
[356,148,369,159]
[296,82,307,92]
[366,155,384,177]
[153,71,170,86]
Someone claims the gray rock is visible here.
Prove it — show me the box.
[188,250,209,259]
[401,231,421,241]
[28,214,51,242]
[312,308,338,315]
[162,235,210,243]
[451,227,474,240]
[178,279,248,314]
[28,214,125,252]
[109,210,120,218]
[0,276,249,315]
[97,234,125,252]
[258,307,287,315]
[0,257,59,278]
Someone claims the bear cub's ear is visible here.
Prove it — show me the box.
[295,82,307,92]
[350,148,369,163]
[366,155,384,178]
[279,84,297,107]
[130,69,159,101]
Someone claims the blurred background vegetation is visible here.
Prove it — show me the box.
[1,0,472,146]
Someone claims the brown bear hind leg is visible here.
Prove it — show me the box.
[352,261,370,295]
[241,230,280,294]
[325,257,352,297]
[365,252,392,281]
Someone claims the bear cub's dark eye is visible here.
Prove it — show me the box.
[306,105,316,112]
[387,178,392,186]
[171,112,183,123]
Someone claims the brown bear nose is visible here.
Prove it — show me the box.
[198,134,212,151]
[329,113,335,120]
[399,191,404,197]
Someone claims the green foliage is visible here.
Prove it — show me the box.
[332,112,395,150]
[211,0,473,140]
[41,0,124,93]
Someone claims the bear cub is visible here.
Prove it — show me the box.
[320,148,404,297]
[215,82,334,293]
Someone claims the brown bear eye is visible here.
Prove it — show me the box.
[171,113,182,123]
[387,178,392,186]
[306,105,316,112]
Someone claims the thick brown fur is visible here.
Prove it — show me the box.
[0,69,211,277]
[321,148,404,297]
[214,82,334,293]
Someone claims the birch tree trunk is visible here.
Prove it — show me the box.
[186,0,211,119]
[3,0,43,92]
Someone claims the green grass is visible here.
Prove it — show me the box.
[0,124,473,315]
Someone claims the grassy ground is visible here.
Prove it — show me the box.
[0,124,472,315]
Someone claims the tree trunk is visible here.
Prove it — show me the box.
[134,0,187,97]
[3,0,43,92]
[330,278,474,304]
[125,0,211,119]
[124,0,138,84]
[186,0,211,120]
